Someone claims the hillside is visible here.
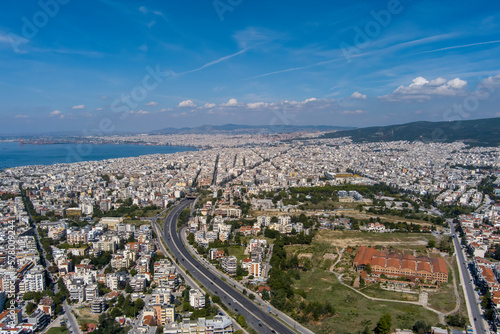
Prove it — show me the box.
[322,117,500,146]
[150,124,354,135]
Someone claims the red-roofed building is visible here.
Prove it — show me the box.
[38,297,55,316]
[86,323,98,333]
[353,247,448,283]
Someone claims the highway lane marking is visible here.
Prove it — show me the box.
[163,201,290,334]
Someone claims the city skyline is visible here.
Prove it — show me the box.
[1,0,500,134]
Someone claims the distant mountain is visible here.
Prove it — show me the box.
[321,117,500,146]
[150,124,354,135]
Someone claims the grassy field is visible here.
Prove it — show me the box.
[334,209,439,228]
[358,284,419,302]
[282,230,449,333]
[47,327,69,334]
[426,256,457,313]
[74,307,99,325]
[228,245,247,262]
[294,269,440,333]
[449,256,470,326]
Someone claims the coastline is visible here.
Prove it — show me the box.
[0,142,198,169]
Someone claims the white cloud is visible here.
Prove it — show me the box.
[221,98,239,107]
[446,78,467,89]
[137,110,149,114]
[428,77,447,86]
[204,103,216,108]
[50,110,62,116]
[14,114,28,118]
[247,102,269,109]
[72,105,85,110]
[302,98,318,104]
[382,76,468,101]
[233,27,281,49]
[178,100,196,108]
[350,91,367,100]
[0,33,11,44]
[159,108,171,112]
[100,96,107,100]
[96,108,103,111]
[342,110,365,114]
[139,6,164,17]
[482,74,500,86]
[145,101,158,106]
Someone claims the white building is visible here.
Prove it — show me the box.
[189,289,205,309]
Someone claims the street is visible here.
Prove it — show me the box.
[63,300,81,334]
[450,221,487,333]
[160,199,299,334]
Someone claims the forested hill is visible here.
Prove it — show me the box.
[322,117,500,146]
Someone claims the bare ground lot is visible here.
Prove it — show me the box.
[314,230,434,249]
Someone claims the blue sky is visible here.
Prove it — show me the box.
[1,0,500,134]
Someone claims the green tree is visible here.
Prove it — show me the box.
[125,283,133,293]
[183,302,192,312]
[374,313,392,334]
[117,294,125,305]
[261,289,270,301]
[412,320,430,334]
[236,315,247,328]
[134,298,145,310]
[26,302,37,315]
[234,232,241,244]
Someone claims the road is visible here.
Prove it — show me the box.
[181,230,313,334]
[450,221,487,333]
[160,199,297,334]
[63,301,80,334]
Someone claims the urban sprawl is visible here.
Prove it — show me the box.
[0,133,499,334]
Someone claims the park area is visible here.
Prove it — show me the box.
[282,229,463,333]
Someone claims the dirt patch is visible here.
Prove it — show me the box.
[323,253,336,260]
[314,230,429,249]
[298,253,313,259]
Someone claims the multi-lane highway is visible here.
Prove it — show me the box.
[450,221,487,333]
[159,199,297,334]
